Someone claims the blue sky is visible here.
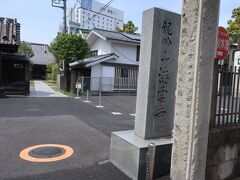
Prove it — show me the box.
[0,0,239,44]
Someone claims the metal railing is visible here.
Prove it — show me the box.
[212,66,240,127]
[76,76,138,94]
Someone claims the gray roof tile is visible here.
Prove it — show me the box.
[93,29,140,44]
[30,43,55,65]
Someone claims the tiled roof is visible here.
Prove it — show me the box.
[30,43,55,65]
[70,53,117,67]
[92,29,141,44]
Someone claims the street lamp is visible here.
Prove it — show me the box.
[52,0,67,34]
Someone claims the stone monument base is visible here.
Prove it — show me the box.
[110,130,172,180]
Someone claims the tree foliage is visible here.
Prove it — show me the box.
[18,41,34,58]
[47,63,58,81]
[50,33,90,65]
[116,20,138,34]
[50,33,90,91]
[227,7,240,43]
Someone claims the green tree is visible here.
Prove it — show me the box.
[17,41,34,58]
[50,33,90,91]
[116,20,138,34]
[227,7,240,43]
[47,63,58,81]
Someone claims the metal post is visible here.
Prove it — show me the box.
[84,90,91,103]
[81,76,84,95]
[77,87,79,98]
[63,0,67,33]
[209,59,219,127]
[110,77,112,95]
[146,143,156,180]
[52,0,67,34]
[96,80,104,108]
[74,81,80,99]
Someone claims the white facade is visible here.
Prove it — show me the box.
[88,33,139,91]
[90,65,115,91]
[90,37,112,55]
[70,0,124,31]
[70,29,140,92]
[89,37,139,64]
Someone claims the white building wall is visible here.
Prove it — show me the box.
[110,42,138,65]
[102,66,115,91]
[71,0,124,31]
[90,64,115,91]
[90,37,111,55]
[90,64,102,91]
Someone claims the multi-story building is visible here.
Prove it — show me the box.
[69,0,124,32]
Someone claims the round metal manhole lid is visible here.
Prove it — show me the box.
[19,144,74,162]
[29,146,66,158]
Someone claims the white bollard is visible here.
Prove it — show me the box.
[84,90,91,103]
[96,91,104,108]
[74,83,80,99]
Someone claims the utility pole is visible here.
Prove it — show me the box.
[52,0,67,34]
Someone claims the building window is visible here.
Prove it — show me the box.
[121,68,128,77]
[91,50,98,56]
[136,46,140,62]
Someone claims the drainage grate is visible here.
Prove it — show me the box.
[28,146,66,158]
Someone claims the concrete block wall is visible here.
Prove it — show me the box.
[206,126,240,180]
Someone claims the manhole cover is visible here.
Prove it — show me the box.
[29,146,66,158]
[20,144,74,162]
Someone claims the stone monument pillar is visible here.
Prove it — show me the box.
[110,8,180,180]
[170,0,220,180]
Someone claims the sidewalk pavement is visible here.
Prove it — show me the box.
[30,81,66,97]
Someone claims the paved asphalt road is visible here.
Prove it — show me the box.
[0,96,135,180]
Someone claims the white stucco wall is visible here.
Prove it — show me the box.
[90,64,115,91]
[102,66,114,77]
[90,37,111,55]
[91,64,102,91]
[102,66,115,91]
[110,42,138,65]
